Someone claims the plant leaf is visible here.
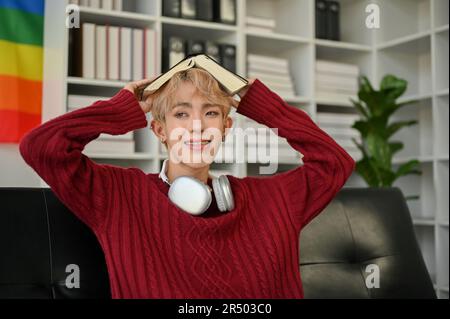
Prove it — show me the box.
[395,160,422,179]
[386,120,418,138]
[389,141,404,156]
[350,98,370,119]
[380,74,408,101]
[352,120,370,137]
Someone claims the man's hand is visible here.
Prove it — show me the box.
[231,78,256,109]
[124,78,157,113]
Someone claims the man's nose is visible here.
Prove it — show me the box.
[187,115,206,131]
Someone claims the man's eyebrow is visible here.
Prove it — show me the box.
[172,102,222,108]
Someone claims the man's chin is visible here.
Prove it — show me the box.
[183,152,217,167]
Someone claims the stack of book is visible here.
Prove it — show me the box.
[69,23,157,81]
[247,54,296,97]
[315,0,340,40]
[163,36,236,73]
[68,95,135,154]
[245,15,276,33]
[69,0,123,11]
[315,60,359,106]
[163,0,236,25]
[316,112,362,160]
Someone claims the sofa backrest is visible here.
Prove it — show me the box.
[0,187,436,299]
[299,187,436,298]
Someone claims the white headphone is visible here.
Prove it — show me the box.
[159,159,235,216]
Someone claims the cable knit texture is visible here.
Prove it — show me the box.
[19,79,356,299]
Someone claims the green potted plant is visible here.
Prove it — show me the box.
[350,74,422,198]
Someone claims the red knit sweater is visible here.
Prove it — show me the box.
[19,79,355,299]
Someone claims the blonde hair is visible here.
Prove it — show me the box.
[149,68,234,123]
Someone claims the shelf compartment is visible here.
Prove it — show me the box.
[434,29,449,92]
[330,0,376,46]
[378,35,432,98]
[434,95,449,158]
[393,161,435,220]
[246,0,312,38]
[376,0,431,43]
[433,0,449,28]
[435,160,449,224]
[390,99,434,159]
[246,38,313,98]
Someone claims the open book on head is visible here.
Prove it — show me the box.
[142,53,249,98]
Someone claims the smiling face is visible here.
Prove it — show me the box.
[150,69,234,169]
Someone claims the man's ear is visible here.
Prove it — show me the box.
[224,116,233,133]
[150,119,167,141]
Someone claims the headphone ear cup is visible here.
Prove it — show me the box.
[212,175,235,212]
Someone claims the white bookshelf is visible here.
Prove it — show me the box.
[41,0,448,298]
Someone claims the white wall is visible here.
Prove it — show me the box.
[0,144,40,187]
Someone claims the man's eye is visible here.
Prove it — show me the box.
[206,111,219,117]
[175,112,188,118]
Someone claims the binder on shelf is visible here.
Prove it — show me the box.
[196,0,214,22]
[114,0,123,11]
[82,23,95,79]
[107,26,120,80]
[213,0,236,25]
[163,0,181,18]
[120,27,132,82]
[327,0,340,41]
[220,44,236,73]
[163,36,186,72]
[185,39,205,56]
[315,0,328,39]
[181,0,196,19]
[95,25,107,80]
[132,29,144,81]
[90,0,100,9]
[144,29,157,79]
[205,41,221,63]
[102,0,114,11]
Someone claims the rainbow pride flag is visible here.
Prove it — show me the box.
[0,0,45,143]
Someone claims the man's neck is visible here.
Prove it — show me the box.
[166,160,211,185]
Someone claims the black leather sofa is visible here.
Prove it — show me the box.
[0,187,436,299]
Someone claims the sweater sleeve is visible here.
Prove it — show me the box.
[19,89,148,232]
[236,79,356,231]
